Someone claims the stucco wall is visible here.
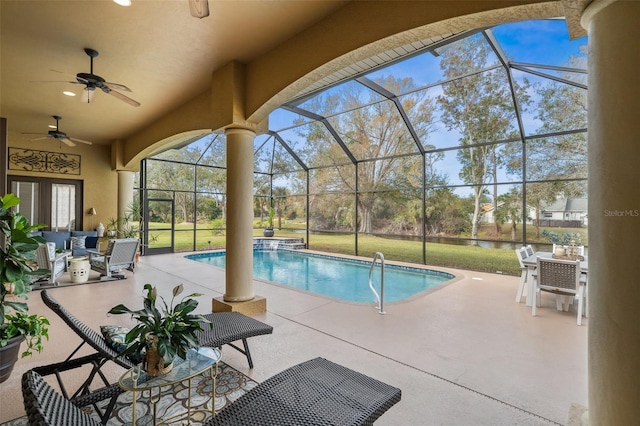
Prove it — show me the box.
[7,131,119,231]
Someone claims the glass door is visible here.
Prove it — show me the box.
[144,197,174,254]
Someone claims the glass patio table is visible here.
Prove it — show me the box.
[119,347,221,425]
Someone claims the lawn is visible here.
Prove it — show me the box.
[146,222,522,276]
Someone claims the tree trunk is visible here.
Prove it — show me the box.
[471,186,482,240]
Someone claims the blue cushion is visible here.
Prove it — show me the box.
[85,236,99,249]
[71,231,98,237]
[100,325,144,364]
[42,231,71,250]
[70,235,86,249]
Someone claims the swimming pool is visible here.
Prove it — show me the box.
[186,250,454,303]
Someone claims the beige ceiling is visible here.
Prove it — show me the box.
[0,0,349,145]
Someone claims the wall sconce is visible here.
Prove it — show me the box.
[88,207,97,230]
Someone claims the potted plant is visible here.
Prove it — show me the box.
[0,193,50,383]
[108,283,211,376]
[105,217,120,238]
[263,206,275,237]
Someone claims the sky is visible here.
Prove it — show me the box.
[261,19,588,193]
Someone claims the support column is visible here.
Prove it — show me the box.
[117,170,135,227]
[582,1,640,424]
[222,127,256,303]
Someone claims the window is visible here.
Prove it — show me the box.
[8,176,83,230]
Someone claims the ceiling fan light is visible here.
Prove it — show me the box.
[82,88,95,104]
[189,0,209,18]
[113,0,131,6]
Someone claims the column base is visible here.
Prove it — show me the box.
[212,295,266,315]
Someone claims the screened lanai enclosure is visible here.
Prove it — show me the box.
[137,19,587,275]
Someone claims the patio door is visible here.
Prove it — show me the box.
[144,197,174,255]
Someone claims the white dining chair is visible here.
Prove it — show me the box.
[525,245,533,257]
[515,247,529,303]
[532,257,585,325]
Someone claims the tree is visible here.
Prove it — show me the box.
[437,35,526,240]
[495,187,522,241]
[298,75,437,233]
[504,49,587,238]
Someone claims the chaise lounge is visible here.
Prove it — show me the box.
[23,357,402,425]
[37,290,273,421]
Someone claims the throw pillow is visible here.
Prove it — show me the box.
[70,235,87,250]
[100,325,144,364]
[85,236,99,249]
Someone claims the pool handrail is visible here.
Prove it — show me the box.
[369,252,386,314]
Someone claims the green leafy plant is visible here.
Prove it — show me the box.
[266,207,275,229]
[2,312,50,357]
[1,193,49,356]
[108,283,212,367]
[541,229,583,245]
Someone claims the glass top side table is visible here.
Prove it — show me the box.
[119,347,221,425]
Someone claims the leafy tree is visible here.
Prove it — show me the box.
[437,35,526,240]
[504,49,587,238]
[298,75,437,233]
[495,186,522,241]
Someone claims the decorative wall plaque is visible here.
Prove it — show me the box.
[8,148,81,175]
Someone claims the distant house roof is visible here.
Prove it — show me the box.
[542,198,588,212]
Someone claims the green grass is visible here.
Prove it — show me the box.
[147,222,522,276]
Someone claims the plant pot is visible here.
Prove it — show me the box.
[0,334,25,384]
[263,228,274,237]
[143,334,173,376]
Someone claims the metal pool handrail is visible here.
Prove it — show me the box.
[368,252,386,314]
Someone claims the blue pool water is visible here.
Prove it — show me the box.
[186,250,454,303]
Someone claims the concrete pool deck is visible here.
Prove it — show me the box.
[0,251,587,425]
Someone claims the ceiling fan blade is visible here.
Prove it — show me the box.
[69,137,93,145]
[30,136,48,141]
[106,89,141,107]
[104,81,132,92]
[62,138,76,147]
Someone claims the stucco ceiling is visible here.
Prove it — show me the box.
[0,0,349,145]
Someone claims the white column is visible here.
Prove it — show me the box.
[224,127,255,302]
[117,170,135,228]
[582,1,640,424]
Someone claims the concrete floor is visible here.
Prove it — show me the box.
[0,251,587,425]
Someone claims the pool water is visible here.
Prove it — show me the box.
[186,250,454,303]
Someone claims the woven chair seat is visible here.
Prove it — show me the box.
[197,312,273,368]
[205,357,402,426]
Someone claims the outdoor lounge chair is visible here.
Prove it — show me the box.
[41,290,273,371]
[34,242,69,286]
[38,290,273,422]
[88,238,139,280]
[23,358,401,426]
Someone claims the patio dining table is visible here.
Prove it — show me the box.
[522,251,588,307]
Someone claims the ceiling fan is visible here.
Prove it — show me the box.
[26,115,93,147]
[70,48,140,107]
